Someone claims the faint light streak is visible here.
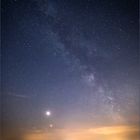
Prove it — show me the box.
[107,96,113,101]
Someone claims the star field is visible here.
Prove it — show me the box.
[1,0,139,138]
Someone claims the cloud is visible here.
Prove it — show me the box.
[91,125,139,135]
[6,93,30,99]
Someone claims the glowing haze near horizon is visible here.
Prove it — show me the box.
[1,0,139,140]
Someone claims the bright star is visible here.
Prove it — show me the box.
[46,111,51,116]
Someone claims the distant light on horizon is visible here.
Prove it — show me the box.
[49,124,53,128]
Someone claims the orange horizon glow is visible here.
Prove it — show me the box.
[22,125,140,140]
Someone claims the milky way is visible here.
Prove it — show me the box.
[2,0,139,136]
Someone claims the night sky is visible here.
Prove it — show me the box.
[1,0,139,139]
